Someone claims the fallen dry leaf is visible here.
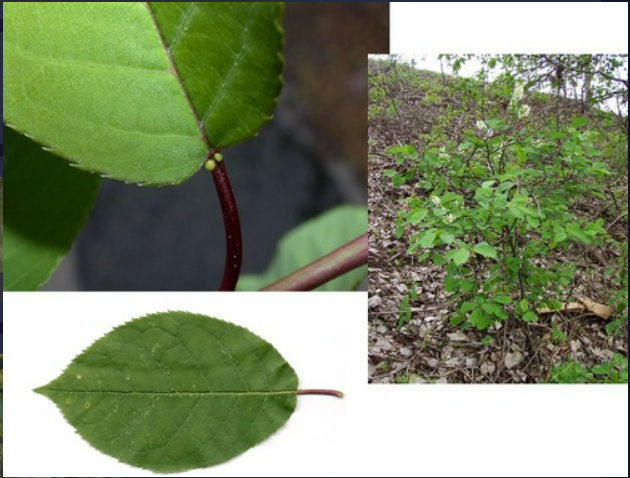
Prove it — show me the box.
[504,352,524,369]
[537,296,613,320]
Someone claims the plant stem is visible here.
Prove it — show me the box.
[260,233,368,291]
[297,389,344,398]
[210,159,242,291]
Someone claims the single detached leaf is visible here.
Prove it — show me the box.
[35,312,299,472]
[4,2,283,185]
[473,242,498,258]
[3,125,101,290]
[238,205,367,291]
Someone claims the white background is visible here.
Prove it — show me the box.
[5,293,359,477]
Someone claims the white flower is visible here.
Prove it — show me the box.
[476,120,487,130]
[431,196,442,207]
[512,82,524,103]
[443,213,455,224]
[517,104,531,119]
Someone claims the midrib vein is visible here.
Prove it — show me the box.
[142,2,210,149]
[43,389,298,397]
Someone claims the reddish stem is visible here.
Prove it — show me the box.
[210,160,242,291]
[297,389,344,398]
[261,233,368,291]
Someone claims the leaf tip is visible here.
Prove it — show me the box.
[33,385,47,396]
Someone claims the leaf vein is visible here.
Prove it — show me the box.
[200,4,259,132]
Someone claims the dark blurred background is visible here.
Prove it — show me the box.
[42,2,390,290]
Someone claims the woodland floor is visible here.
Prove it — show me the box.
[368,65,628,384]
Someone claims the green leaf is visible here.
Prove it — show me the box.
[440,231,456,244]
[495,295,513,304]
[572,117,588,128]
[485,119,502,129]
[482,303,495,314]
[519,299,530,313]
[238,205,367,291]
[553,226,568,243]
[473,242,497,258]
[3,2,283,185]
[522,310,538,322]
[460,279,474,292]
[441,192,463,205]
[508,205,524,219]
[450,314,467,327]
[469,308,492,330]
[389,145,416,156]
[3,125,101,290]
[418,229,439,249]
[488,303,508,320]
[459,302,476,314]
[566,223,592,244]
[526,215,540,228]
[452,248,470,266]
[408,208,428,225]
[35,312,299,472]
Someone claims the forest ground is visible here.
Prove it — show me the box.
[368,59,628,384]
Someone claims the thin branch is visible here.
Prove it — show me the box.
[209,158,242,291]
[607,211,628,231]
[261,233,368,291]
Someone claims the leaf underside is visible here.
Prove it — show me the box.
[3,2,284,185]
[36,312,298,472]
[238,205,368,291]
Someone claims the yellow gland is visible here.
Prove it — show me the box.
[204,159,217,171]
[214,152,224,163]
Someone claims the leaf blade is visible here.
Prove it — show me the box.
[473,242,498,258]
[452,248,470,266]
[3,125,101,290]
[3,2,284,185]
[148,2,284,149]
[36,311,298,472]
[237,205,367,291]
[3,2,207,185]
